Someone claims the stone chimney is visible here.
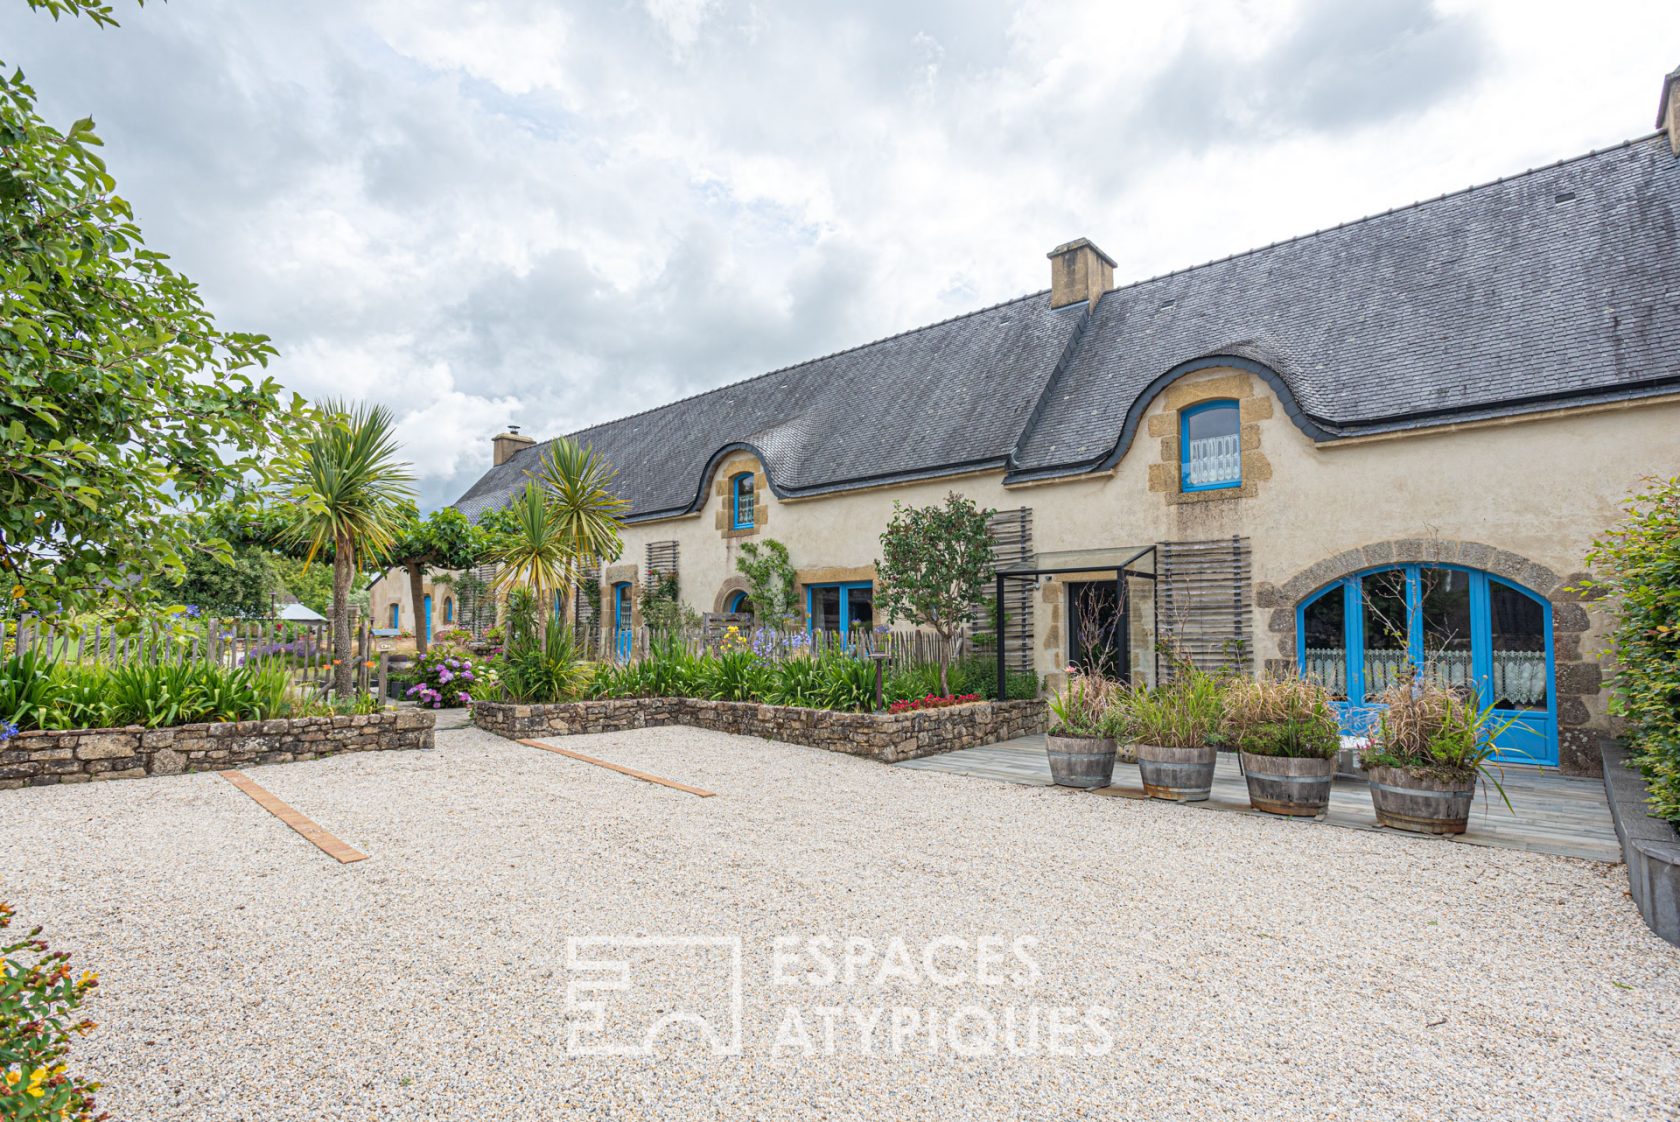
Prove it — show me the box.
[1047,238,1116,310]
[1660,64,1680,156]
[493,425,536,466]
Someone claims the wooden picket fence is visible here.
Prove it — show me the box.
[7,615,385,699]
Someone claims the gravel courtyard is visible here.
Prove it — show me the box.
[2,724,1677,1122]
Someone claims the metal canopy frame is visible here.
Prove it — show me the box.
[993,544,1158,699]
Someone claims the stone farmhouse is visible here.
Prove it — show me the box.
[375,67,1680,777]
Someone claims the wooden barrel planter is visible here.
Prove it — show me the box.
[1135,743,1217,802]
[1240,753,1334,817]
[1045,734,1117,789]
[1366,765,1476,834]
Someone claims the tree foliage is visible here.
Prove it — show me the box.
[1,1,304,619]
[384,505,484,653]
[1582,475,1680,821]
[875,493,995,695]
[488,440,627,630]
[276,402,414,696]
[735,539,797,626]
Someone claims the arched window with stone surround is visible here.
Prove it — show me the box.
[1296,564,1555,765]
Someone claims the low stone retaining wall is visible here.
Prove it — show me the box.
[1602,742,1680,947]
[473,697,1045,764]
[0,710,436,789]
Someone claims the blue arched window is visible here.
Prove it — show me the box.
[389,603,400,630]
[1181,400,1241,491]
[731,472,756,530]
[1297,564,1556,765]
[444,597,454,624]
[726,590,752,615]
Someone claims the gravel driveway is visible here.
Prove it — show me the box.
[2,724,1676,1121]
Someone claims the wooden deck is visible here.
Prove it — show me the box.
[896,734,1621,863]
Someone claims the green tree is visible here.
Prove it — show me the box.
[168,543,277,618]
[487,482,575,633]
[384,505,484,654]
[488,439,627,630]
[735,539,797,626]
[1,0,305,620]
[277,402,414,696]
[1582,475,1680,820]
[270,555,334,616]
[875,493,996,695]
[534,437,628,622]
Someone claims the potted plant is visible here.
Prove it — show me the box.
[1123,669,1225,802]
[1222,675,1340,817]
[1360,673,1512,834]
[1045,669,1117,788]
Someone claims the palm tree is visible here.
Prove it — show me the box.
[487,481,575,630]
[280,401,414,697]
[491,438,628,629]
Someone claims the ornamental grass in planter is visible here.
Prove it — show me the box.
[1360,673,1512,835]
[1044,670,1118,789]
[1122,669,1225,802]
[1222,676,1340,817]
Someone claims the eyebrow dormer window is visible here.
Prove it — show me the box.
[1181,400,1241,491]
[731,472,756,529]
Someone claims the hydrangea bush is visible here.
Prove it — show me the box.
[405,649,478,708]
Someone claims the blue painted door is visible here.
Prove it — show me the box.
[1298,565,1556,765]
[613,582,632,662]
[423,594,432,643]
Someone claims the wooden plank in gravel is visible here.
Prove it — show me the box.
[219,771,369,864]
[518,739,717,798]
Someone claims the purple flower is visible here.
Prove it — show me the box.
[460,670,474,681]
[0,721,18,743]
[437,667,454,684]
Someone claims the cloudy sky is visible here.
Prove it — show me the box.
[5,0,1677,509]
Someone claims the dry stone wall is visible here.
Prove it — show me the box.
[0,710,435,788]
[473,697,1045,764]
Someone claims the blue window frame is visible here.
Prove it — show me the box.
[731,472,756,530]
[1295,564,1557,766]
[725,590,752,615]
[806,581,873,639]
[1180,400,1241,491]
[389,603,400,630]
[444,598,454,624]
[612,581,633,662]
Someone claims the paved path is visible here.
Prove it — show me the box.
[897,734,1622,863]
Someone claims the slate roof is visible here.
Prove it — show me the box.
[455,293,1087,520]
[457,132,1680,520]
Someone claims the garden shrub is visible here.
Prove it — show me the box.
[0,654,302,734]
[404,648,480,708]
[1582,475,1680,821]
[0,899,102,1122]
[499,627,590,704]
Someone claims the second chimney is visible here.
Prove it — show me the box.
[1047,238,1116,310]
[1660,64,1680,156]
[493,425,537,466]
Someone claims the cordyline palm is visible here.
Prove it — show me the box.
[491,438,627,630]
[281,401,414,697]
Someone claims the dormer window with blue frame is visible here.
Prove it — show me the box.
[1181,400,1241,491]
[731,472,756,530]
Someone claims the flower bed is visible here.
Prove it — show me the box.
[888,693,980,714]
[0,710,435,789]
[472,697,1043,764]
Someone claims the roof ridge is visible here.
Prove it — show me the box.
[1106,131,1668,295]
[545,287,1055,448]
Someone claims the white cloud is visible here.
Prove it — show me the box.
[3,0,1676,510]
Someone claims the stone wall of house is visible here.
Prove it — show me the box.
[473,698,1045,764]
[0,710,436,788]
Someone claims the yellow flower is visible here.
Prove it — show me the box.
[9,585,23,599]
[4,1069,19,1087]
